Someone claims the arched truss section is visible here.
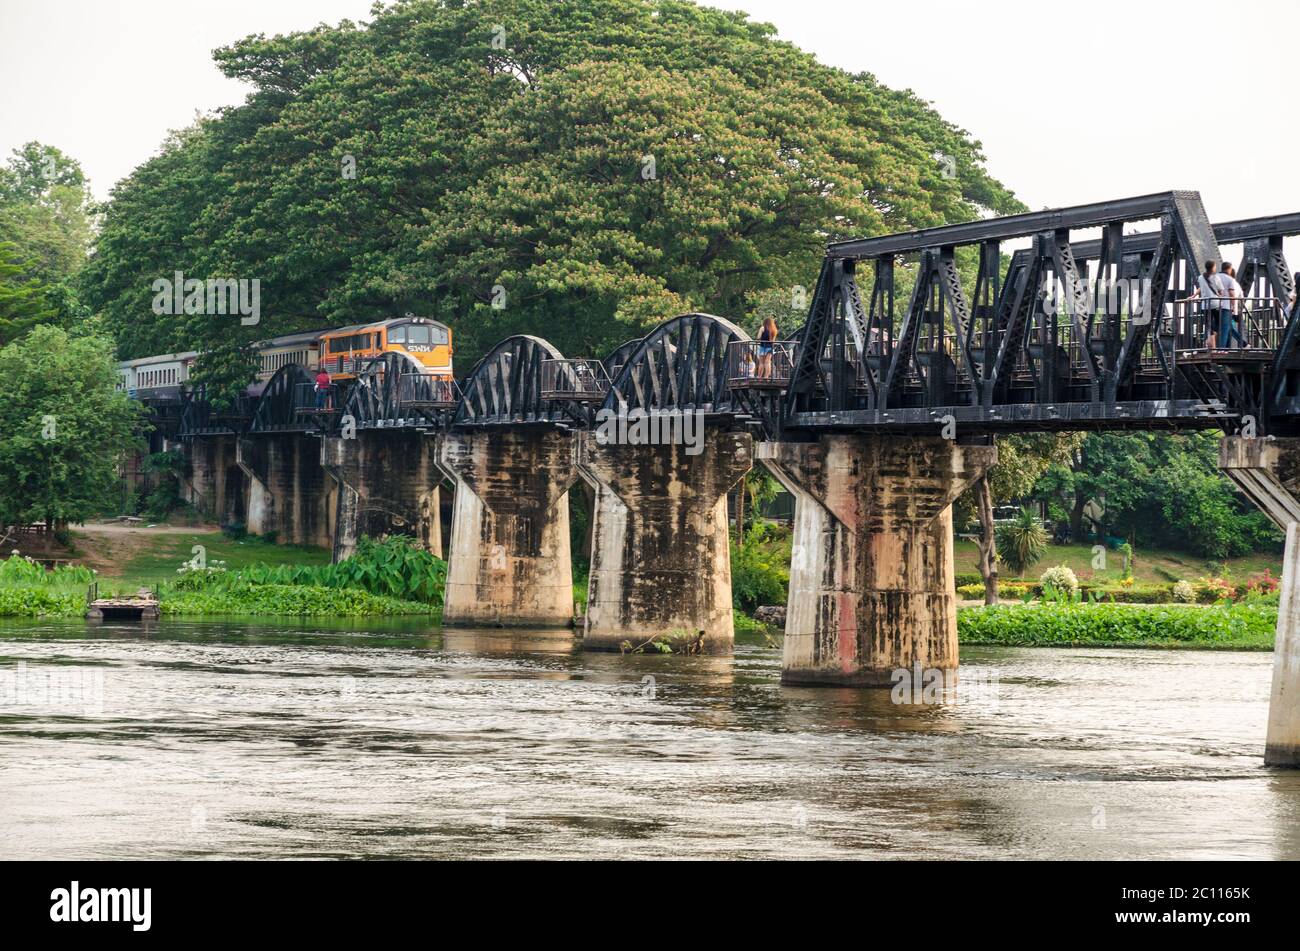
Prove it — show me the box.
[343,351,448,429]
[602,338,643,381]
[601,313,749,416]
[452,335,567,427]
[249,364,317,434]
[180,386,255,437]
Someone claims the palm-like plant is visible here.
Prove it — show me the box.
[995,507,1049,577]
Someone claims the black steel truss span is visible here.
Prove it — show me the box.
[601,313,748,417]
[343,351,449,430]
[248,365,318,434]
[783,191,1300,437]
[452,334,571,428]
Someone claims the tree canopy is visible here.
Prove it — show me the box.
[80,0,1022,394]
[0,326,142,530]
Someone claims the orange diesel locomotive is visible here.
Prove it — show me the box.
[317,317,453,381]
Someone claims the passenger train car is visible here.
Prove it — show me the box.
[116,351,199,402]
[119,317,454,403]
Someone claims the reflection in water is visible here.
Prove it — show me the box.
[0,618,1296,859]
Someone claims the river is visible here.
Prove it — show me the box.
[1,619,1297,860]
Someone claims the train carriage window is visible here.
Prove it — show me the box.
[406,325,431,345]
[431,326,448,345]
[389,326,407,344]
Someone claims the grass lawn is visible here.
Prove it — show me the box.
[953,539,1281,585]
[69,526,332,593]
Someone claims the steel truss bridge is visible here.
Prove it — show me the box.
[158,190,1300,443]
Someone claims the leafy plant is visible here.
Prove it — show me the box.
[730,522,790,612]
[995,508,1048,577]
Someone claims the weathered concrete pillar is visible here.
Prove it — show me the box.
[236,434,333,548]
[1220,436,1300,767]
[184,434,241,524]
[758,435,995,686]
[438,429,577,628]
[321,431,443,562]
[578,430,752,654]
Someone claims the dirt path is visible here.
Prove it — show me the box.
[72,522,220,578]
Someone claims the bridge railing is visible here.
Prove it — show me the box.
[1168,297,1286,351]
[540,359,610,402]
[397,373,458,409]
[294,382,339,414]
[727,340,797,390]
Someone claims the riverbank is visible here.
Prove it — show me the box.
[957,601,1277,650]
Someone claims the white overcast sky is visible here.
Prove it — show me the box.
[2,0,1298,226]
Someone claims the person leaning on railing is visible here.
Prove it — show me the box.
[314,367,332,409]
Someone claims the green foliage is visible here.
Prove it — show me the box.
[1034,432,1280,559]
[138,449,187,521]
[160,582,433,618]
[0,241,58,344]
[730,522,790,612]
[0,325,143,528]
[0,554,97,618]
[0,142,96,335]
[81,0,1021,395]
[0,586,85,618]
[958,602,1276,649]
[994,507,1048,576]
[170,535,448,606]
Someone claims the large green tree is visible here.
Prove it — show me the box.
[1033,432,1279,560]
[81,0,1021,395]
[0,326,142,532]
[0,142,97,331]
[0,241,58,345]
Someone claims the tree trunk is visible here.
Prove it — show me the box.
[735,484,746,545]
[974,475,999,605]
[1069,489,1087,542]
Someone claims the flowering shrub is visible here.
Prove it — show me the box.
[1245,570,1280,597]
[1196,576,1238,603]
[1172,579,1196,603]
[1039,564,1079,597]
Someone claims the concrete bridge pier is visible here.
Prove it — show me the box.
[321,432,443,563]
[758,435,996,686]
[183,435,244,526]
[437,429,577,628]
[578,430,753,654]
[235,435,334,548]
[1220,436,1300,767]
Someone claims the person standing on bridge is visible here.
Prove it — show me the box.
[314,367,332,409]
[757,316,778,378]
[1184,260,1226,348]
[1218,262,1246,349]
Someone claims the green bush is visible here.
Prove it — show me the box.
[730,523,790,612]
[161,582,434,618]
[0,587,85,618]
[958,602,1276,648]
[174,536,448,605]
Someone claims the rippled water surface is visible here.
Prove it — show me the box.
[1,618,1297,859]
